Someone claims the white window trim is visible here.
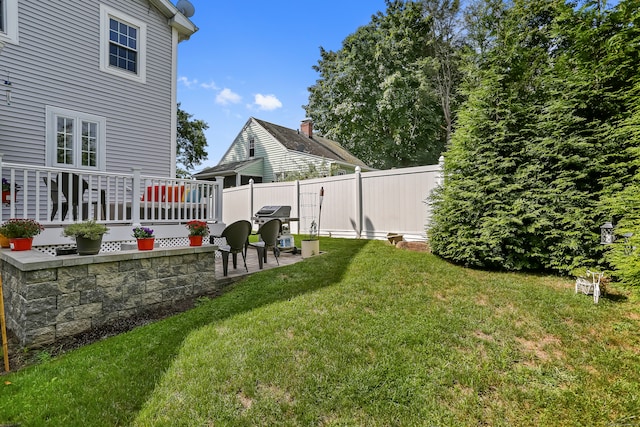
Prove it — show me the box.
[99,4,147,84]
[0,0,19,45]
[45,106,107,171]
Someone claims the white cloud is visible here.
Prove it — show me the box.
[216,88,242,105]
[200,81,218,90]
[254,94,282,111]
[178,76,198,88]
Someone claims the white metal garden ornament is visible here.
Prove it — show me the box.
[575,269,604,304]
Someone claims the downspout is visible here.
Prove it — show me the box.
[169,28,178,178]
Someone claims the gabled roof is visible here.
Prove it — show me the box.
[195,158,262,179]
[253,118,369,168]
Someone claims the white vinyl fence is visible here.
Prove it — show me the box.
[223,163,443,241]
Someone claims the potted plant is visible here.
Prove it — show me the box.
[62,220,109,255]
[301,220,320,258]
[0,218,44,251]
[133,226,155,250]
[1,178,19,204]
[185,220,209,246]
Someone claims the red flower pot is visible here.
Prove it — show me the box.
[10,237,33,251]
[137,238,155,251]
[2,191,12,204]
[189,235,203,246]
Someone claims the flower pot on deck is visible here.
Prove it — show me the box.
[189,235,203,246]
[137,238,155,251]
[76,235,103,256]
[10,237,33,251]
[0,234,10,248]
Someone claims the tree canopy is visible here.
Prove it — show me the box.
[176,104,209,178]
[304,0,448,169]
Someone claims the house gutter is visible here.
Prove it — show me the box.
[147,0,198,41]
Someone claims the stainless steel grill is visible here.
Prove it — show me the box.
[252,205,300,253]
[252,205,292,226]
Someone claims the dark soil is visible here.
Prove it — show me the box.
[2,297,203,373]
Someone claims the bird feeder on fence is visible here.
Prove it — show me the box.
[600,222,615,245]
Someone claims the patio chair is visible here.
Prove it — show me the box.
[43,177,65,221]
[217,220,252,276]
[43,173,106,221]
[249,218,281,269]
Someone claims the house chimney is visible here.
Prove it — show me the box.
[300,119,313,138]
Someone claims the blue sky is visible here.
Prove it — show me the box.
[176,1,389,172]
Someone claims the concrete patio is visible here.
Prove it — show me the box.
[214,246,304,282]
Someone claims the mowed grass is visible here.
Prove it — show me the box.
[1,238,639,426]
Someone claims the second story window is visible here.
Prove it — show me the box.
[249,138,255,157]
[100,5,147,83]
[0,0,18,45]
[109,18,138,73]
[46,106,106,170]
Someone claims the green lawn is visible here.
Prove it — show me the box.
[1,238,639,426]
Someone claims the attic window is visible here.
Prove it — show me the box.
[100,5,147,83]
[249,138,255,158]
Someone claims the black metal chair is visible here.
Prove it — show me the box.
[216,220,252,276]
[43,173,106,221]
[249,218,281,269]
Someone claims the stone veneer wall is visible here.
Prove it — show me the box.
[0,246,218,347]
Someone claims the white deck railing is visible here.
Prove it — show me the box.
[0,157,223,226]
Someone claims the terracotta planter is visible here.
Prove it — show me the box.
[137,238,155,251]
[189,235,203,246]
[0,234,10,248]
[10,237,33,251]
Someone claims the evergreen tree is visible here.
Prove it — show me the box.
[596,0,640,284]
[429,0,624,273]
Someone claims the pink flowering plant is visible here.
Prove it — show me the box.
[0,218,44,238]
[185,220,209,237]
[132,226,154,239]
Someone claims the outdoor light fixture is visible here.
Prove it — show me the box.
[3,80,11,106]
[600,221,615,245]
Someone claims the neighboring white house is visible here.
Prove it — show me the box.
[0,0,197,178]
[194,117,373,187]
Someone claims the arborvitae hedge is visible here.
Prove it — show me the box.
[430,0,640,277]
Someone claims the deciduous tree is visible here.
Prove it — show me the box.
[305,0,444,169]
[176,104,208,178]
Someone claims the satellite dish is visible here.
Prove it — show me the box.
[176,0,195,18]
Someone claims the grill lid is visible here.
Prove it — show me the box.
[254,205,291,217]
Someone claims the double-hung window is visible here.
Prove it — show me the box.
[46,107,106,170]
[100,5,147,83]
[248,138,255,158]
[0,0,19,45]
